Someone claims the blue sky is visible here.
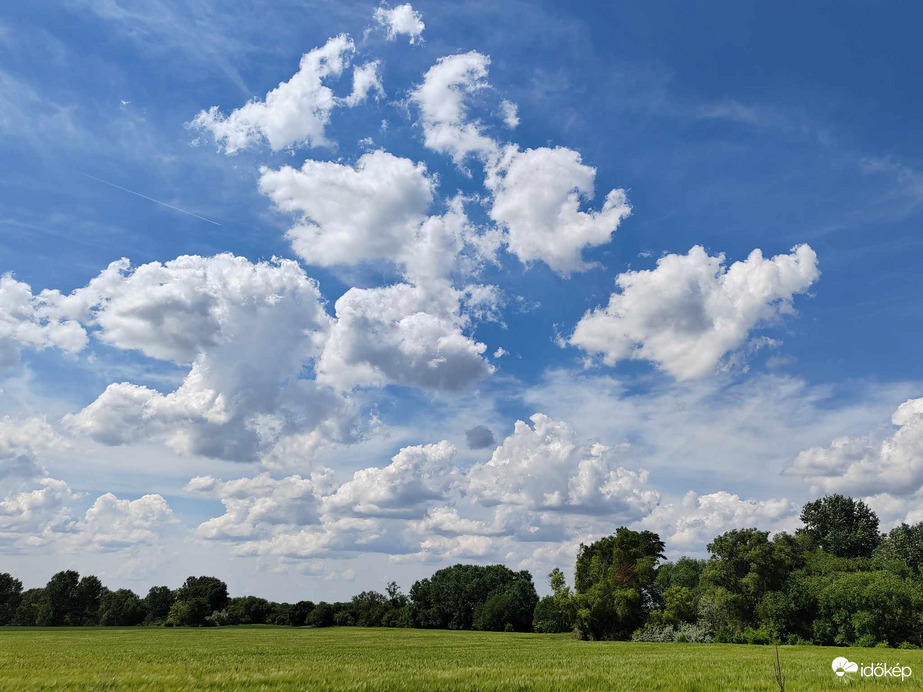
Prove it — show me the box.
[1,1,921,600]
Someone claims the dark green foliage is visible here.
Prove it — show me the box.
[648,586,696,627]
[532,569,575,633]
[798,494,880,558]
[573,528,665,640]
[410,564,538,631]
[166,597,210,627]
[289,600,315,627]
[143,586,175,624]
[73,576,105,625]
[308,602,338,627]
[175,576,229,614]
[269,602,292,625]
[810,570,923,647]
[348,591,389,627]
[877,522,923,574]
[0,572,23,625]
[37,570,80,626]
[99,589,146,626]
[12,588,43,626]
[224,596,273,625]
[654,557,705,592]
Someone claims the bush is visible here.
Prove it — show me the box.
[739,627,773,645]
[631,623,712,643]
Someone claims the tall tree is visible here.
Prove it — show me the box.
[0,573,23,625]
[174,576,229,614]
[143,586,175,624]
[797,495,880,558]
[573,528,665,640]
[74,576,105,626]
[38,571,80,626]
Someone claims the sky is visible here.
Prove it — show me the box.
[1,0,922,601]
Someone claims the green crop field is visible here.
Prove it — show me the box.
[1,626,921,691]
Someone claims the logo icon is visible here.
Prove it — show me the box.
[832,657,858,682]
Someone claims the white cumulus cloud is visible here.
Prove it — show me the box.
[785,396,923,496]
[190,34,354,153]
[466,413,659,517]
[316,281,493,391]
[570,244,820,379]
[411,51,498,164]
[323,441,457,518]
[486,146,631,274]
[638,490,795,549]
[374,4,425,44]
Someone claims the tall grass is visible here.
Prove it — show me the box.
[1,626,921,690]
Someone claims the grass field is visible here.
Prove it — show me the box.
[1,626,921,691]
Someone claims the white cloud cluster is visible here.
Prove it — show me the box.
[0,274,87,368]
[259,150,435,269]
[785,396,923,497]
[323,441,456,518]
[191,35,362,153]
[486,146,632,274]
[374,4,425,44]
[78,492,176,550]
[570,244,820,379]
[0,474,174,553]
[411,51,498,164]
[187,473,328,540]
[638,490,795,550]
[466,413,659,517]
[316,281,493,391]
[344,61,384,107]
[186,414,660,564]
[0,416,60,484]
[63,254,355,462]
[0,478,77,549]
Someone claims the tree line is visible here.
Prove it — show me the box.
[2,494,922,648]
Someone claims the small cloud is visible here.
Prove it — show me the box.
[500,100,519,128]
[374,3,425,44]
[465,425,495,450]
[493,347,508,358]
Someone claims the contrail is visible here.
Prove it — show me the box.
[79,172,222,226]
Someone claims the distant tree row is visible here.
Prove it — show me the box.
[3,494,922,648]
[0,564,536,632]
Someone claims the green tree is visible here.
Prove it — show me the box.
[649,586,697,627]
[573,528,665,640]
[165,597,210,627]
[99,589,146,626]
[654,557,705,593]
[143,586,175,624]
[0,573,23,625]
[224,596,272,625]
[174,576,229,615]
[73,576,105,625]
[877,522,923,574]
[37,570,80,626]
[410,564,538,631]
[532,568,575,633]
[307,602,337,627]
[288,600,315,627]
[699,529,803,635]
[797,495,880,558]
[13,588,43,626]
